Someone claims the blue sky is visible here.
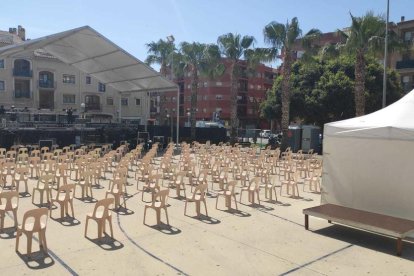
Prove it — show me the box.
[2,0,414,68]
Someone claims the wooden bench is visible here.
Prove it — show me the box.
[303,204,414,256]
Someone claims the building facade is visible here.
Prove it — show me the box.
[0,26,149,123]
[155,59,278,129]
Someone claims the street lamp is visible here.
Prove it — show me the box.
[186,111,190,127]
[166,113,173,142]
[166,34,179,145]
[80,102,85,119]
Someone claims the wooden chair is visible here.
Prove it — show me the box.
[141,173,162,202]
[75,170,94,199]
[184,183,208,217]
[16,208,49,255]
[28,157,41,178]
[143,189,170,225]
[170,171,187,198]
[32,174,54,205]
[13,167,29,194]
[216,180,238,210]
[239,177,261,205]
[50,184,76,219]
[280,170,300,197]
[106,178,126,210]
[0,191,19,230]
[84,198,114,239]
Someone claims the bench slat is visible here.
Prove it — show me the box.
[303,204,414,238]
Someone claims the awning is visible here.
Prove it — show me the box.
[0,26,177,93]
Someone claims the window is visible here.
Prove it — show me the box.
[257,85,262,90]
[203,82,208,87]
[216,81,222,86]
[63,74,75,84]
[404,31,412,42]
[172,97,176,102]
[216,108,222,112]
[297,51,305,58]
[14,79,30,98]
[121,98,128,106]
[0,59,4,69]
[403,76,411,83]
[86,76,91,84]
[203,108,207,113]
[98,82,106,92]
[187,84,191,89]
[215,94,223,100]
[63,94,75,104]
[135,98,141,105]
[106,97,114,105]
[203,95,208,100]
[0,81,4,91]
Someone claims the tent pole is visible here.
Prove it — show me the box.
[176,87,179,145]
[382,0,389,108]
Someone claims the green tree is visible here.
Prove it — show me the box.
[145,39,176,76]
[264,55,403,127]
[338,12,386,116]
[217,33,258,143]
[263,18,321,149]
[145,39,176,125]
[176,42,223,140]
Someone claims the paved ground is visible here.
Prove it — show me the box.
[1,156,414,275]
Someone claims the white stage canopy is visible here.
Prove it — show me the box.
[322,89,414,221]
[0,26,177,93]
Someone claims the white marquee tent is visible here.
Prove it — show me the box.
[0,26,179,140]
[322,89,414,220]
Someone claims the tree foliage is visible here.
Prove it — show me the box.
[260,55,403,127]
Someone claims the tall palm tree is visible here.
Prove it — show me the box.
[263,17,320,149]
[338,12,386,117]
[145,39,176,125]
[176,42,223,140]
[145,39,175,76]
[217,33,258,144]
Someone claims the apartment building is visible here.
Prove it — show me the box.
[157,59,278,129]
[0,26,149,123]
[391,17,414,92]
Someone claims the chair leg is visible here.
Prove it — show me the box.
[184,200,188,215]
[215,196,219,209]
[27,233,33,255]
[15,229,21,252]
[143,206,147,224]
[84,218,89,237]
[108,218,114,238]
[233,195,238,210]
[164,207,170,225]
[203,200,208,217]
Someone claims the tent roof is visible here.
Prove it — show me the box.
[0,26,177,93]
[325,89,414,140]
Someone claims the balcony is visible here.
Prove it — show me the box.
[13,68,32,77]
[14,90,31,99]
[85,103,102,111]
[38,80,56,89]
[396,59,414,70]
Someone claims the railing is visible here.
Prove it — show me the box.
[13,90,31,99]
[38,80,56,89]
[13,68,32,77]
[396,59,414,69]
[85,103,102,111]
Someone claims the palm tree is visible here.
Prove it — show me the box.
[263,17,320,149]
[338,12,386,117]
[176,42,223,140]
[145,39,175,76]
[145,39,176,125]
[217,33,258,144]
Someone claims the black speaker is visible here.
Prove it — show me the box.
[39,140,53,149]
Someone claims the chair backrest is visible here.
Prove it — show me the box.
[38,174,54,188]
[6,151,16,160]
[92,198,114,218]
[18,147,28,155]
[30,150,41,157]
[250,177,261,190]
[0,191,19,210]
[22,208,48,232]
[56,184,76,201]
[192,182,207,200]
[153,189,169,208]
[0,148,6,156]
[17,153,29,163]
[14,166,29,177]
[40,147,49,154]
[226,180,237,195]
